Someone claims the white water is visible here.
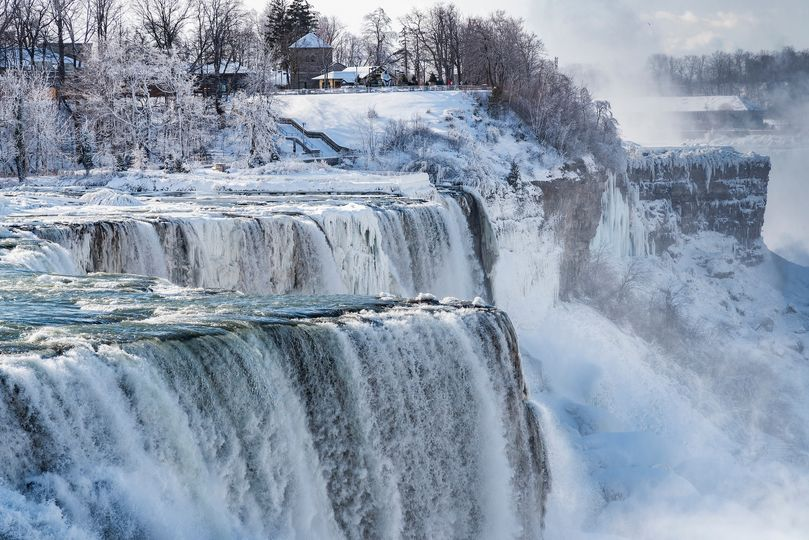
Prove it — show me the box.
[0,301,547,539]
[15,196,484,300]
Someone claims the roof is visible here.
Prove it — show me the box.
[313,66,389,83]
[635,96,761,113]
[289,33,332,49]
[0,47,78,69]
[199,62,255,75]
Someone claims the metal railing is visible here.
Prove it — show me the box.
[273,84,491,96]
[278,117,354,154]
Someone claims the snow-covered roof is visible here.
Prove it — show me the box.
[0,47,78,69]
[313,66,388,83]
[313,70,360,84]
[199,62,255,75]
[289,33,332,49]
[636,96,761,113]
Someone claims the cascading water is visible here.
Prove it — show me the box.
[12,194,486,300]
[0,271,548,539]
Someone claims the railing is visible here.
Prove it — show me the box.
[283,135,320,157]
[278,117,354,154]
[273,84,491,96]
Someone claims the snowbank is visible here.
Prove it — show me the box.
[101,169,433,198]
[79,188,143,206]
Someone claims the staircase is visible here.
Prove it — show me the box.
[277,118,354,164]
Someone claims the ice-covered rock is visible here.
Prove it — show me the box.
[626,145,770,252]
[80,188,143,207]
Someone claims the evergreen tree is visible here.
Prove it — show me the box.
[284,0,317,42]
[263,0,287,51]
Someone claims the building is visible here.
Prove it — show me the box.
[195,62,255,96]
[630,95,766,133]
[288,33,332,89]
[0,46,80,74]
[313,66,393,89]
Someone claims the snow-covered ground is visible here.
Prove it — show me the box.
[5,165,435,199]
[277,90,491,150]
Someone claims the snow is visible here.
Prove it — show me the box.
[199,62,254,75]
[626,144,768,178]
[313,66,390,85]
[4,88,808,540]
[276,90,489,150]
[57,168,437,199]
[79,188,143,206]
[313,70,362,84]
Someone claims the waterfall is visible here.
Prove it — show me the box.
[0,305,548,539]
[21,196,485,299]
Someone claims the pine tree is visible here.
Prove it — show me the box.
[284,0,317,42]
[263,0,287,51]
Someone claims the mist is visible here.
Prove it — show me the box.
[527,0,809,268]
[513,3,809,539]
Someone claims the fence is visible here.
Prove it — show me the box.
[273,85,491,96]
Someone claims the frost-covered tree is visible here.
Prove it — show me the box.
[0,70,66,179]
[228,93,280,166]
[75,38,210,168]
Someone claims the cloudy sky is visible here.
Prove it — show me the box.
[246,0,809,65]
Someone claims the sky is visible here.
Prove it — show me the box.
[245,0,809,64]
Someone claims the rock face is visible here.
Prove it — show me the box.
[626,146,770,253]
[536,161,607,299]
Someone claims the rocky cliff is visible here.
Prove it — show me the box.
[626,146,770,254]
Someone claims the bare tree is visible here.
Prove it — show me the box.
[400,8,428,83]
[134,0,191,51]
[315,14,342,48]
[86,0,121,42]
[9,0,49,68]
[362,7,394,66]
[48,0,81,82]
[191,0,246,113]
[1,0,20,49]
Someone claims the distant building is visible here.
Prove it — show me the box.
[288,33,332,89]
[631,95,766,133]
[0,46,80,74]
[313,66,393,89]
[195,62,255,96]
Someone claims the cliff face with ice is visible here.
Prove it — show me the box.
[626,146,770,254]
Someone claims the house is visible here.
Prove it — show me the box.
[0,46,79,74]
[630,95,766,132]
[313,66,394,89]
[195,62,255,96]
[288,32,332,89]
[45,42,91,68]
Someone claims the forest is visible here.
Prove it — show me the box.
[647,47,809,115]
